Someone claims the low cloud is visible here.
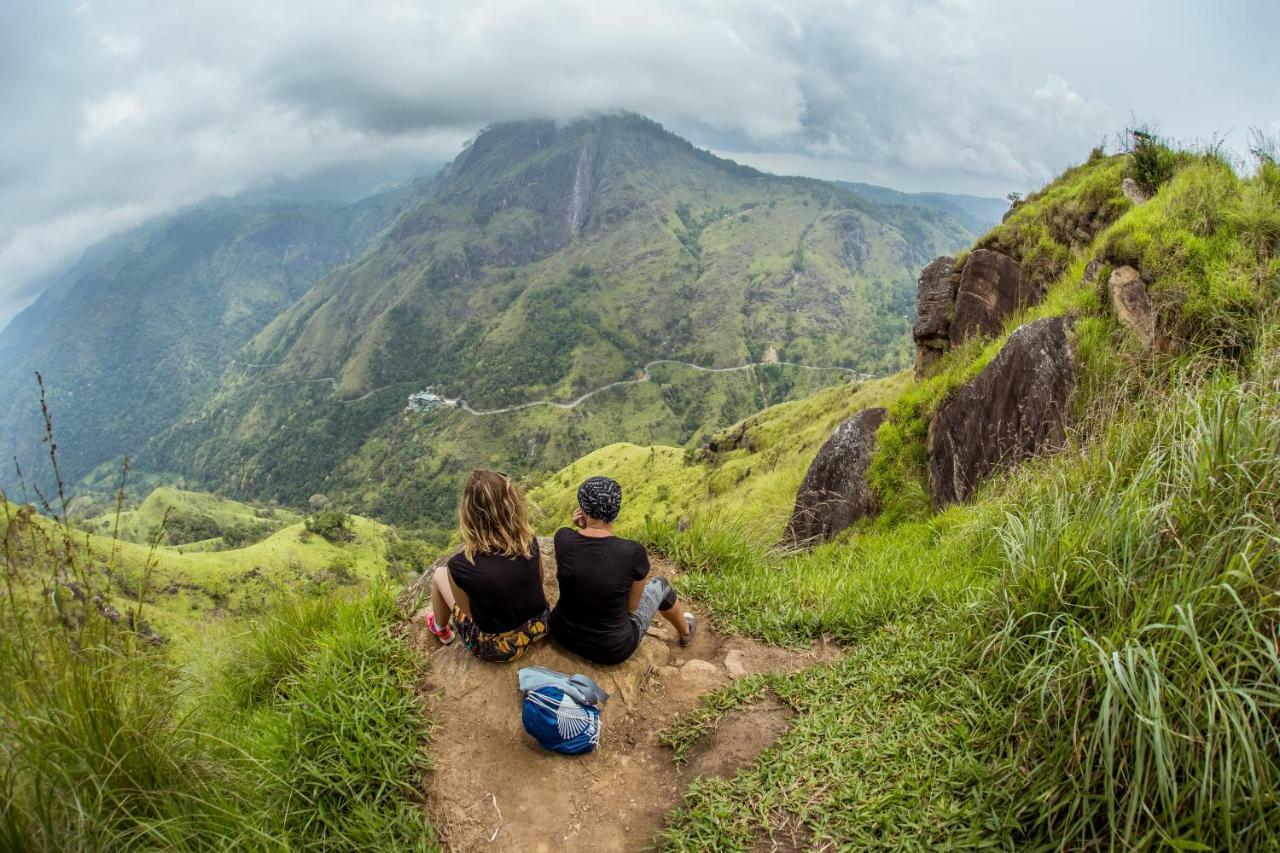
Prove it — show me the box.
[2,0,1276,326]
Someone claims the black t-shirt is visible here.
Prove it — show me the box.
[446,540,547,634]
[549,528,650,665]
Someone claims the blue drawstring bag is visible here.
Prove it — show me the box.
[521,685,601,755]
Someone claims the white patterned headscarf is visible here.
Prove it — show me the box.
[577,476,622,523]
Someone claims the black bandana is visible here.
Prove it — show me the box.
[577,476,622,523]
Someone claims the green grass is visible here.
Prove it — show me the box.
[526,372,910,541]
[639,510,994,645]
[652,343,1280,850]
[528,143,1280,848]
[1,496,435,851]
[22,501,408,650]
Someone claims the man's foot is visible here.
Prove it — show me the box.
[679,612,697,647]
[426,611,455,645]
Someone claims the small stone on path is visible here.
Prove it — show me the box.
[724,649,749,678]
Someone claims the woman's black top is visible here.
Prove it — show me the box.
[446,539,546,634]
[549,528,650,664]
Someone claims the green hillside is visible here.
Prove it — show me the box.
[0,179,424,498]
[80,486,301,548]
[145,114,977,535]
[1,492,429,848]
[530,140,1280,847]
[7,492,402,649]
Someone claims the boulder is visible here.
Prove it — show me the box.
[928,317,1075,507]
[782,407,887,546]
[949,249,1041,347]
[912,256,959,376]
[1108,265,1155,350]
[1122,177,1151,205]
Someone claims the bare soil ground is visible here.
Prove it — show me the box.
[405,546,838,851]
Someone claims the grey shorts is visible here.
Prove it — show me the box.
[629,576,678,639]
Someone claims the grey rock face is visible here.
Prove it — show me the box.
[950,249,1041,347]
[783,407,887,546]
[928,317,1075,507]
[1108,265,1156,350]
[912,256,959,377]
[833,211,870,270]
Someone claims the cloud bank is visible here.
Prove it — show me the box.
[2,0,1276,326]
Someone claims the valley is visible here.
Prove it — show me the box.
[80,113,975,537]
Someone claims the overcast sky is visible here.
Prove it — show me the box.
[1,0,1276,328]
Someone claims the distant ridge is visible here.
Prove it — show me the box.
[838,181,1007,235]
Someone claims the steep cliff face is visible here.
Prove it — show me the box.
[912,255,959,375]
[950,249,1041,346]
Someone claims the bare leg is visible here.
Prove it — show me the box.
[431,565,456,627]
[659,599,691,637]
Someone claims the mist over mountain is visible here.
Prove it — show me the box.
[837,182,1008,235]
[0,174,427,495]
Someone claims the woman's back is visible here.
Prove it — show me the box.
[447,542,546,634]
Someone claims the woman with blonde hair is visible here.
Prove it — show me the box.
[425,470,549,662]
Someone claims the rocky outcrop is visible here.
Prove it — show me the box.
[703,420,756,456]
[912,249,1042,375]
[783,407,887,546]
[912,257,959,376]
[1108,265,1156,350]
[928,317,1075,507]
[950,249,1041,346]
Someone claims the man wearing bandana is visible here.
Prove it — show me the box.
[549,476,697,664]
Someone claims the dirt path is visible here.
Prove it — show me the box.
[405,548,838,851]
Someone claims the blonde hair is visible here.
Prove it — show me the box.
[458,470,535,563]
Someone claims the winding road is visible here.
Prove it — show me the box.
[229,357,865,415]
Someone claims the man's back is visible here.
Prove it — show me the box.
[549,527,650,664]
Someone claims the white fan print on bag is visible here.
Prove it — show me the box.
[527,689,600,744]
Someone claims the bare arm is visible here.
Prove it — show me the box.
[627,579,645,613]
[448,569,473,620]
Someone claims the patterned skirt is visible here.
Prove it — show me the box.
[452,605,549,663]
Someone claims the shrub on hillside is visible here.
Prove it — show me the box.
[1127,127,1177,194]
[221,521,272,548]
[304,509,353,543]
[161,511,223,545]
[385,534,432,580]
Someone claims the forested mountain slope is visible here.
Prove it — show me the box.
[839,181,1008,235]
[0,180,424,495]
[144,114,977,534]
